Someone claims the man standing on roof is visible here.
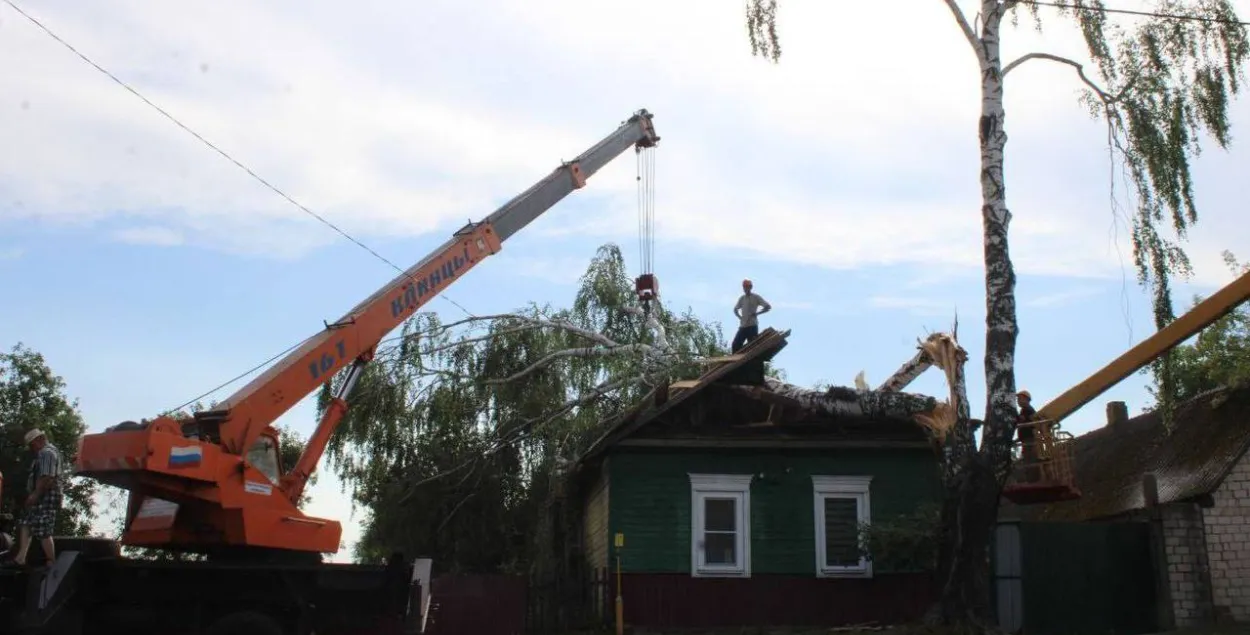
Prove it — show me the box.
[5,429,62,568]
[732,279,771,353]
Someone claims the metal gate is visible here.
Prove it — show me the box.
[994,521,1158,635]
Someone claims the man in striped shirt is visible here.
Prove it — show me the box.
[7,428,62,567]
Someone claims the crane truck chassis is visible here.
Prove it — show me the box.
[0,535,429,635]
[0,108,660,635]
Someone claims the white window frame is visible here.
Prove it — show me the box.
[812,475,873,578]
[689,473,753,578]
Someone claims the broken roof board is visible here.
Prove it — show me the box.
[573,327,791,468]
[1021,382,1250,522]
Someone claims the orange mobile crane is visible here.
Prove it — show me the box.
[0,108,659,635]
[1002,267,1250,505]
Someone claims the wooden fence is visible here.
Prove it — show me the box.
[422,568,610,635]
[425,568,933,634]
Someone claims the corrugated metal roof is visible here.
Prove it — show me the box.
[1022,382,1250,521]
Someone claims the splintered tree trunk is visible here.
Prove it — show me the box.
[928,1,1020,629]
[927,454,1003,627]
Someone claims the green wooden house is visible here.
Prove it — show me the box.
[562,328,943,630]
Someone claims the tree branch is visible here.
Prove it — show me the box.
[483,344,652,385]
[397,371,647,503]
[942,0,984,62]
[620,306,670,350]
[528,373,646,431]
[407,312,532,337]
[1001,52,1119,102]
[878,348,935,392]
[420,324,545,356]
[413,311,661,358]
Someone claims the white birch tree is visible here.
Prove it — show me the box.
[745,0,1247,627]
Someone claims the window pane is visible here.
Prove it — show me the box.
[704,497,737,532]
[246,435,281,484]
[823,496,861,567]
[704,531,737,565]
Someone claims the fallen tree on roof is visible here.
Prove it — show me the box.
[740,378,939,421]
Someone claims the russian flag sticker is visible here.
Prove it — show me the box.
[169,445,203,468]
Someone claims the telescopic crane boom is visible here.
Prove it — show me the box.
[74,109,660,556]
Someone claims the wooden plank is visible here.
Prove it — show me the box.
[697,354,746,364]
[669,380,700,390]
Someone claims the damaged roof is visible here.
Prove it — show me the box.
[1022,381,1250,522]
[573,327,792,467]
[571,327,937,472]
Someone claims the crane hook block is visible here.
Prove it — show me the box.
[635,274,659,304]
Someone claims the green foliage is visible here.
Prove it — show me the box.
[745,0,780,62]
[859,504,941,573]
[1147,250,1250,407]
[276,425,315,507]
[1043,0,1250,418]
[742,1,1249,413]
[320,243,726,569]
[0,343,96,536]
[748,1,1247,323]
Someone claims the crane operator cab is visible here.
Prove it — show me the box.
[246,429,284,487]
[1001,390,1081,505]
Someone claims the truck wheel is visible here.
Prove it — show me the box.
[205,610,285,635]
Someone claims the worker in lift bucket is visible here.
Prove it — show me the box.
[3,429,63,568]
[732,279,771,353]
[1015,390,1041,482]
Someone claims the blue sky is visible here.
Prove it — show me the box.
[2,0,1248,561]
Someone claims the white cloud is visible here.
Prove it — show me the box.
[3,0,1245,282]
[112,225,184,246]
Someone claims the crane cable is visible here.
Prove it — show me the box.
[636,145,657,313]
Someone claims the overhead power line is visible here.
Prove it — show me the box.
[4,0,484,407]
[1,0,476,318]
[1016,0,1250,27]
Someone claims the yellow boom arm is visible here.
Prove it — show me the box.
[1037,268,1250,424]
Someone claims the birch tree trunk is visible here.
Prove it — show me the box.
[924,1,1020,626]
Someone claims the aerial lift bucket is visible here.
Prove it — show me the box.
[1002,419,1081,505]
